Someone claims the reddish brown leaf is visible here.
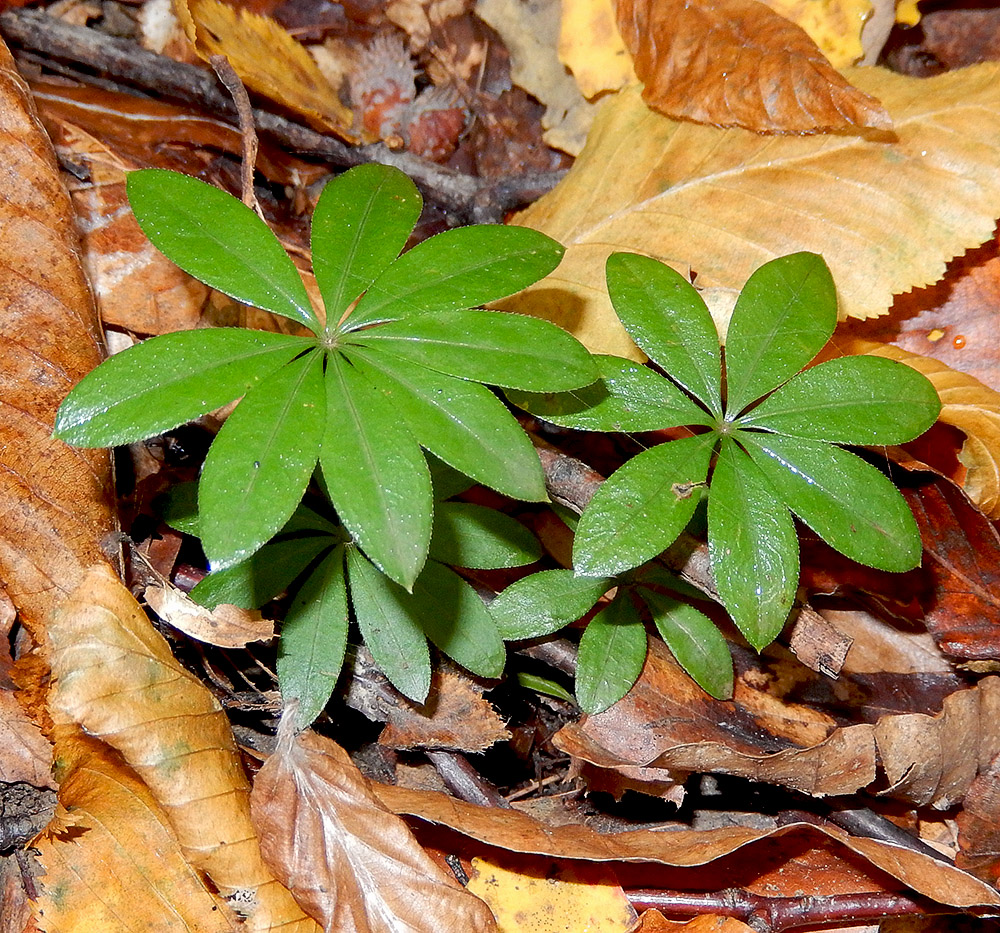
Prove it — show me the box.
[251,712,497,933]
[0,38,115,631]
[613,0,891,133]
[957,751,1000,885]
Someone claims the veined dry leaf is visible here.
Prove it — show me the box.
[763,0,873,67]
[176,0,360,141]
[33,728,239,933]
[373,782,1000,909]
[0,692,52,786]
[499,64,1000,360]
[145,583,274,648]
[558,0,633,99]
[0,38,115,630]
[45,565,317,933]
[250,711,497,933]
[614,0,890,133]
[956,751,1000,884]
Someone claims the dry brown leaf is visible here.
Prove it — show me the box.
[45,564,317,933]
[956,751,1000,884]
[176,0,359,140]
[145,583,274,648]
[250,712,497,933]
[615,0,889,133]
[499,64,1000,360]
[373,782,1000,909]
[32,728,239,933]
[0,692,52,786]
[0,38,115,631]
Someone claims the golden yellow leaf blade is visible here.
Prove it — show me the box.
[176,0,359,141]
[558,0,634,99]
[500,64,1000,361]
[45,565,319,933]
[762,0,871,67]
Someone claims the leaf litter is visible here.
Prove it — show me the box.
[4,0,1000,930]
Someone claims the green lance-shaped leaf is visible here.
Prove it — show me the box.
[507,355,713,432]
[707,439,798,650]
[199,349,326,570]
[278,545,349,730]
[574,433,716,577]
[321,352,433,590]
[347,548,431,702]
[724,252,837,417]
[740,431,922,572]
[348,310,597,392]
[401,560,506,679]
[606,252,723,415]
[575,594,648,714]
[739,355,941,444]
[429,502,542,569]
[640,587,733,700]
[312,164,422,327]
[191,535,334,609]
[490,569,612,640]
[346,348,547,502]
[344,225,565,330]
[54,329,314,447]
[127,170,321,332]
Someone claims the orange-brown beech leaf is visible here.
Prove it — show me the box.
[250,711,498,933]
[45,565,317,933]
[956,751,1000,885]
[875,677,1000,810]
[176,0,360,141]
[372,783,1000,909]
[614,0,890,134]
[0,692,52,786]
[145,583,274,649]
[32,728,240,933]
[499,64,1000,360]
[555,639,878,798]
[0,39,115,630]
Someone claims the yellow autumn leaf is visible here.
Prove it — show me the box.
[558,0,634,99]
[467,854,637,933]
[176,0,359,141]
[498,63,1000,361]
[762,0,871,67]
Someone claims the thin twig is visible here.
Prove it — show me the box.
[209,54,261,217]
[426,749,511,809]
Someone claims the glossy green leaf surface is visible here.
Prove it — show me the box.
[404,560,506,678]
[427,454,476,501]
[313,164,421,326]
[489,569,611,640]
[344,225,564,330]
[349,311,597,392]
[575,596,647,714]
[640,588,733,700]
[606,252,722,414]
[347,548,431,702]
[740,356,941,444]
[54,329,314,447]
[127,169,320,332]
[516,673,575,703]
[724,253,837,417]
[347,349,547,502]
[707,439,797,649]
[160,481,199,535]
[191,536,333,609]
[740,432,922,571]
[574,433,715,577]
[429,502,542,569]
[507,355,712,432]
[277,545,349,729]
[199,349,326,570]
[321,353,433,590]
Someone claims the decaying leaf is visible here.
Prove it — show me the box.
[499,64,1000,360]
[176,0,359,140]
[251,711,497,933]
[763,0,872,67]
[45,565,316,933]
[0,692,52,787]
[614,0,890,134]
[0,38,116,631]
[467,854,636,933]
[145,583,274,649]
[33,729,239,933]
[956,751,1000,884]
[557,0,633,99]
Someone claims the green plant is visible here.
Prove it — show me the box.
[54,163,599,724]
[509,251,940,707]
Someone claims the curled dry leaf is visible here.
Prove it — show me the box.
[956,751,1000,884]
[372,782,1000,909]
[45,564,316,933]
[499,64,1000,360]
[145,583,274,649]
[614,0,890,134]
[0,38,115,631]
[250,710,497,933]
[33,729,239,933]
